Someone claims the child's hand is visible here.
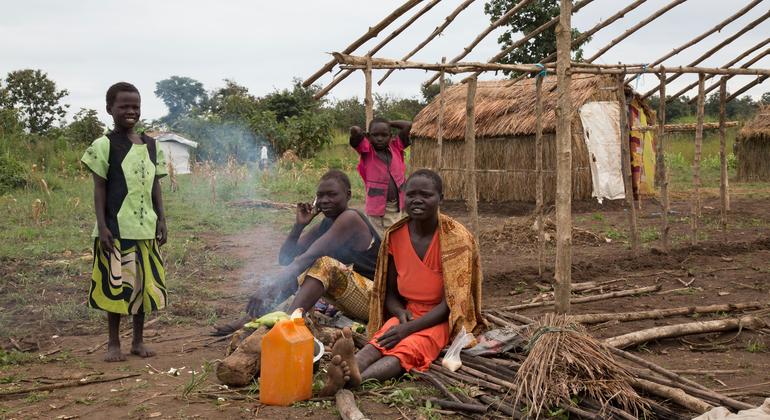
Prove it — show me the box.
[156,219,168,246]
[98,227,114,255]
[349,126,363,137]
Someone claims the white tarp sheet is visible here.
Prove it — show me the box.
[578,101,625,203]
[692,398,770,420]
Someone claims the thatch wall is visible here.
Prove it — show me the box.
[411,75,619,202]
[736,105,770,182]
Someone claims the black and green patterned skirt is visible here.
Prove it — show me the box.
[89,238,167,315]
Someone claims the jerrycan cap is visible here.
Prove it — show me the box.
[290,308,305,326]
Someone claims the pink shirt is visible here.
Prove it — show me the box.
[354,136,407,216]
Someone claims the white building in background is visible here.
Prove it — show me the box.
[147,132,198,174]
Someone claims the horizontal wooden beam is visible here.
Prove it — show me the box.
[632,121,740,133]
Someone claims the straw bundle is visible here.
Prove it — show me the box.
[480,216,606,250]
[736,105,770,181]
[513,313,651,419]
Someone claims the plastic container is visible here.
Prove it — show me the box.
[259,317,314,406]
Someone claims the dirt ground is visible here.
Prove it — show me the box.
[2,195,769,419]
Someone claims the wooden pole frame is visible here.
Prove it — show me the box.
[657,69,670,252]
[688,46,770,104]
[464,77,479,236]
[617,76,640,256]
[719,77,729,231]
[726,75,769,102]
[554,0,572,314]
[691,73,705,246]
[437,57,446,172]
[535,74,545,278]
[364,59,373,129]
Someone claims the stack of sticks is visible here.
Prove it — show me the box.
[408,307,765,419]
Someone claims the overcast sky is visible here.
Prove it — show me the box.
[1,0,768,125]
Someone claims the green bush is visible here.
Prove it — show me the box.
[0,154,28,194]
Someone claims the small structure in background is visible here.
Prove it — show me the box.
[736,105,770,182]
[146,131,198,175]
[410,75,656,203]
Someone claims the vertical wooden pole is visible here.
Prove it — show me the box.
[719,77,728,232]
[465,77,479,236]
[692,73,705,245]
[656,69,670,252]
[437,57,447,171]
[554,0,572,314]
[535,75,545,278]
[364,58,373,130]
[617,75,640,256]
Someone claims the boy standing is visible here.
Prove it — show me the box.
[349,118,412,237]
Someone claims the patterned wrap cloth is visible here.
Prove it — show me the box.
[367,213,486,343]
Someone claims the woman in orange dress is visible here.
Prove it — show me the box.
[320,169,484,395]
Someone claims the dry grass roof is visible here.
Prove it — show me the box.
[412,74,618,140]
[738,105,770,140]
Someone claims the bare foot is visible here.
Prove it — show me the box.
[319,355,350,397]
[130,342,156,358]
[331,327,361,387]
[104,344,126,362]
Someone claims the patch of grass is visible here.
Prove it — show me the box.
[640,227,660,243]
[181,360,213,398]
[0,349,40,367]
[591,213,605,222]
[24,391,49,403]
[746,340,767,353]
[604,227,627,241]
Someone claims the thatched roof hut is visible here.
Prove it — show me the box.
[410,74,656,202]
[736,105,770,182]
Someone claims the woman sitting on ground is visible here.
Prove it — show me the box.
[320,169,485,395]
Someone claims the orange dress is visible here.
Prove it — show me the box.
[370,224,450,372]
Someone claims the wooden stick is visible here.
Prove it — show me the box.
[642,8,770,99]
[425,398,488,413]
[312,0,443,99]
[554,0,572,315]
[503,285,661,311]
[672,369,741,375]
[0,373,140,398]
[669,40,770,102]
[485,312,516,328]
[378,0,476,85]
[338,54,770,76]
[691,46,770,103]
[538,0,649,65]
[535,74,545,278]
[719,77,728,231]
[634,371,754,411]
[603,316,766,349]
[364,59,373,130]
[630,378,713,414]
[626,0,763,85]
[496,311,536,325]
[430,364,505,392]
[561,404,602,419]
[656,69,669,253]
[422,0,536,86]
[335,389,369,420]
[428,368,486,405]
[465,76,479,236]
[726,75,769,102]
[570,302,766,324]
[437,56,446,172]
[585,0,688,63]
[415,371,462,403]
[632,121,739,133]
[691,73,705,246]
[617,75,639,256]
[459,364,516,390]
[302,0,422,87]
[609,346,711,391]
[478,395,521,418]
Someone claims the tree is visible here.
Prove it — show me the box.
[154,76,207,124]
[761,91,770,106]
[326,97,366,130]
[204,79,259,122]
[421,79,454,103]
[66,108,105,143]
[0,69,69,133]
[259,78,323,122]
[484,0,589,72]
[374,94,423,121]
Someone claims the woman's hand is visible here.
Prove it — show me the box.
[156,218,168,246]
[98,226,114,255]
[377,322,412,349]
[295,202,319,226]
[395,308,413,325]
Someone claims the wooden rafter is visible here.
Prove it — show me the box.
[312,0,443,100]
[685,46,770,104]
[303,0,423,88]
[726,75,769,102]
[641,7,770,99]
[585,0,689,63]
[378,0,476,86]
[625,0,764,85]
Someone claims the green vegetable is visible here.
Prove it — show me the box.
[244,311,289,329]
